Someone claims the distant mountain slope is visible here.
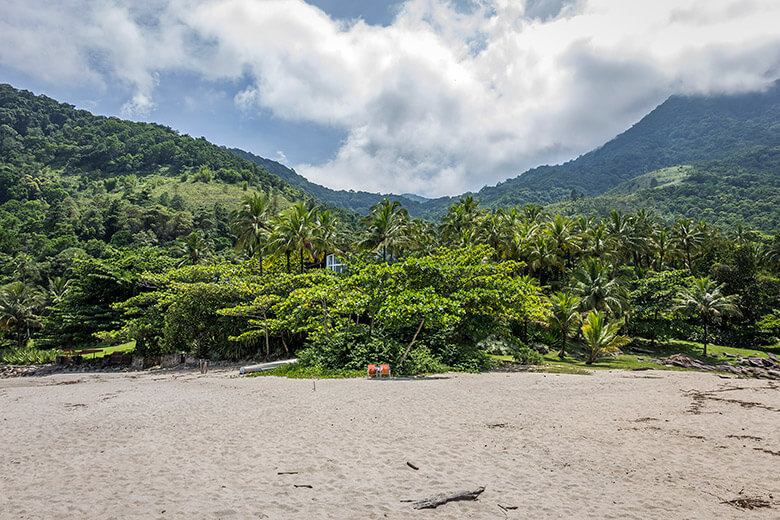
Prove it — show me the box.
[481,83,780,203]
[411,82,780,216]
[228,148,422,215]
[228,83,780,220]
[547,146,780,233]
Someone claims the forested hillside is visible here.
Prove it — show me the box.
[0,83,310,269]
[548,146,780,233]
[464,82,780,210]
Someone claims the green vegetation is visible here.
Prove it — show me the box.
[0,345,59,365]
[246,364,366,379]
[1,83,778,376]
[550,147,780,233]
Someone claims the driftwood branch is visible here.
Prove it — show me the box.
[397,318,425,366]
[410,486,485,509]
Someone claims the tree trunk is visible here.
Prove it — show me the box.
[398,318,425,366]
[702,319,708,357]
[263,309,270,361]
[300,249,304,273]
[558,332,567,359]
[285,251,291,273]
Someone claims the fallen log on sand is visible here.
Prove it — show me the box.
[239,358,298,375]
[408,487,486,509]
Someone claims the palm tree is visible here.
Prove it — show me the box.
[47,276,72,305]
[405,218,437,255]
[673,276,741,356]
[231,192,272,273]
[581,310,631,364]
[571,258,627,316]
[439,195,481,248]
[547,291,582,359]
[0,282,45,349]
[522,203,545,223]
[269,202,317,273]
[174,231,213,267]
[650,227,674,271]
[359,198,408,262]
[673,219,703,270]
[545,214,578,271]
[584,224,609,259]
[311,209,341,262]
[476,212,509,260]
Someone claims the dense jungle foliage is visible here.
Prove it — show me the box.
[1,84,779,373]
[2,192,778,373]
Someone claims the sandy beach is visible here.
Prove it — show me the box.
[1,368,778,519]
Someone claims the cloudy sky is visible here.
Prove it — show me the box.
[1,0,779,196]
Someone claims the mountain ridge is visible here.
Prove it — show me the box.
[228,82,780,219]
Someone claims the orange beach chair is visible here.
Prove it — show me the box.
[367,363,391,378]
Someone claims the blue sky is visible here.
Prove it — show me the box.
[1,0,779,196]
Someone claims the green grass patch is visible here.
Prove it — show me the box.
[489,354,592,375]
[146,177,294,213]
[491,337,778,375]
[245,363,365,379]
[65,341,136,360]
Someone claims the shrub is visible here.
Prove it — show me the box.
[510,342,543,364]
[0,346,59,365]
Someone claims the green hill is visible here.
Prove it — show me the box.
[547,146,780,233]
[0,83,312,262]
[465,82,780,210]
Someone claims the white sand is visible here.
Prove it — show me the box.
[1,368,778,519]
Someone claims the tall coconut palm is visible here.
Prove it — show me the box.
[584,224,609,259]
[476,212,510,260]
[359,198,409,262]
[547,291,582,359]
[571,258,627,316]
[673,276,740,356]
[605,210,645,268]
[522,203,546,223]
[650,226,675,271]
[581,310,631,364]
[545,214,578,271]
[673,219,703,270]
[405,218,437,255]
[311,209,341,262]
[231,192,272,273]
[439,195,481,248]
[0,282,45,349]
[269,202,317,273]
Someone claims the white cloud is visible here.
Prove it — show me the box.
[2,0,780,195]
